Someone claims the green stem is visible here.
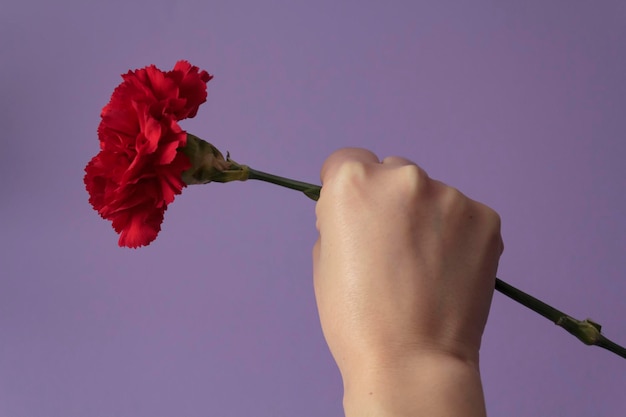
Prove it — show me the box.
[495,278,564,322]
[495,278,626,359]
[247,168,321,201]
[247,167,626,360]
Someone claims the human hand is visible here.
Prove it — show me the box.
[312,148,503,416]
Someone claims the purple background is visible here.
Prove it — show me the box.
[1,1,625,416]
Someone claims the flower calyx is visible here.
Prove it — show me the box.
[182,134,249,185]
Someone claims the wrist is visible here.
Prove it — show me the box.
[341,352,486,417]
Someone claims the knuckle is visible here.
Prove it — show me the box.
[475,202,503,249]
[325,160,369,195]
[396,164,430,196]
[438,187,502,237]
[317,161,371,217]
[439,184,468,211]
[482,204,502,231]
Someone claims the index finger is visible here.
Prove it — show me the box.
[320,148,380,185]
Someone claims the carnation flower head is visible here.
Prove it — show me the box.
[84,61,213,248]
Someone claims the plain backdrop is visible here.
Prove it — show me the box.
[1,1,625,416]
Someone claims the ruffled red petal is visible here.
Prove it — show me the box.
[84,61,212,247]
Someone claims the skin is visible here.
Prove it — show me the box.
[312,148,504,417]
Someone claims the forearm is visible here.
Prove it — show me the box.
[341,353,487,417]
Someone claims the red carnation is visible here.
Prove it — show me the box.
[84,61,213,248]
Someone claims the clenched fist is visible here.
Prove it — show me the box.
[313,148,503,417]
